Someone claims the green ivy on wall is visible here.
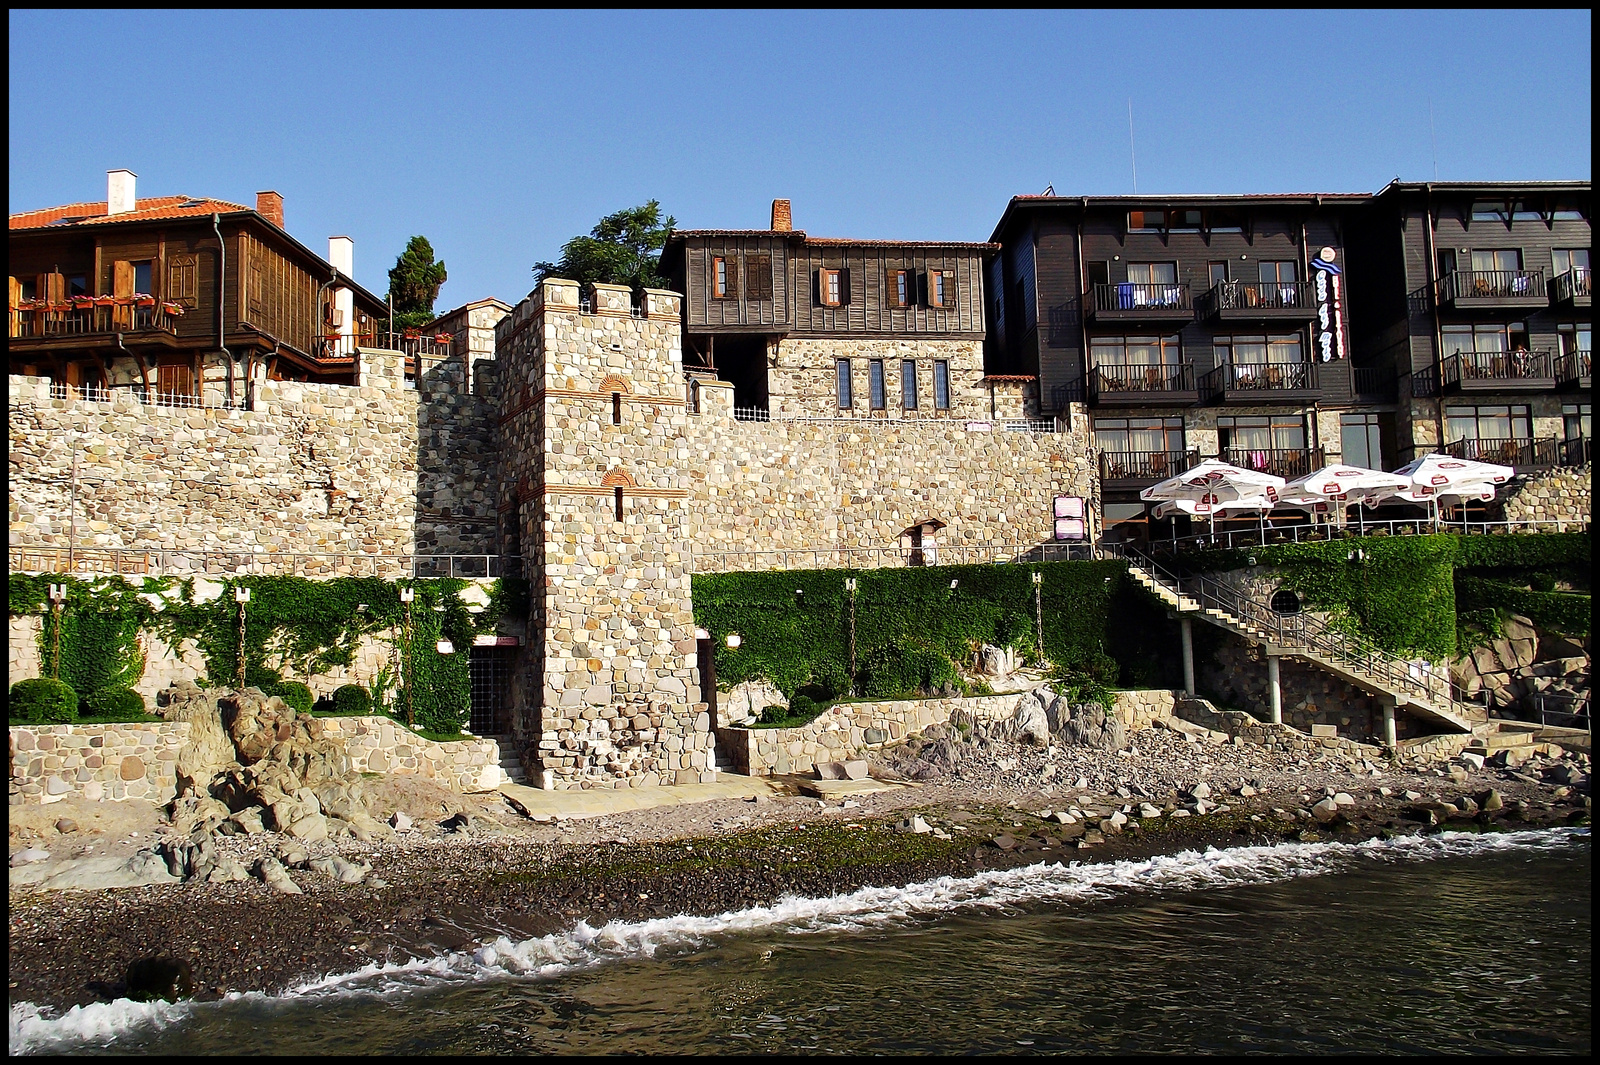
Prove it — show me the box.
[691,560,1181,701]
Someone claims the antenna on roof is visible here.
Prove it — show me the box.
[1428,96,1439,181]
[1127,98,1138,195]
[1042,184,1054,196]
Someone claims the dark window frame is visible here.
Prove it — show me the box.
[836,358,852,408]
[933,359,951,409]
[902,359,918,410]
[745,255,772,300]
[869,359,886,410]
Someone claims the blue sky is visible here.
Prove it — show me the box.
[10,9,1591,311]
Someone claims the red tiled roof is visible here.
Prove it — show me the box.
[804,237,1000,250]
[9,196,252,230]
[979,374,1037,382]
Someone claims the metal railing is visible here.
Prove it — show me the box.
[999,419,1057,433]
[1089,362,1195,397]
[1441,436,1561,468]
[1202,361,1314,396]
[1529,693,1591,732]
[1440,269,1545,302]
[1098,449,1199,482]
[11,302,181,338]
[1143,515,1589,553]
[40,383,250,411]
[1553,267,1591,303]
[1352,366,1397,399]
[316,331,453,361]
[1440,349,1554,386]
[1558,349,1591,385]
[1411,365,1439,398]
[689,541,1092,574]
[1103,541,1460,720]
[8,546,522,580]
[728,407,1013,428]
[1220,445,1324,480]
[1204,279,1310,313]
[1561,437,1592,467]
[1090,282,1192,314]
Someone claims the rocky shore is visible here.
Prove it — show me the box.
[9,712,1590,1015]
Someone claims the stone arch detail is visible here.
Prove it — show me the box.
[601,468,637,489]
[598,374,632,395]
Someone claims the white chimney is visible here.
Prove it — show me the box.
[328,236,355,341]
[107,169,137,215]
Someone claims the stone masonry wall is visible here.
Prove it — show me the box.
[768,338,991,420]
[1497,465,1592,526]
[497,281,712,790]
[9,716,502,806]
[685,379,1099,563]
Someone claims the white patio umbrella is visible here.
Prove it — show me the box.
[1283,463,1411,534]
[1376,453,1514,530]
[1142,459,1286,539]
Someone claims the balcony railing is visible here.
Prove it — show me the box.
[1088,282,1192,316]
[11,300,182,339]
[1439,269,1546,304]
[1201,361,1315,398]
[1552,267,1591,304]
[1442,437,1562,469]
[8,546,524,580]
[1557,349,1591,388]
[1561,437,1592,467]
[1202,279,1312,316]
[1089,362,1196,398]
[1440,349,1555,389]
[1352,366,1397,400]
[1098,449,1199,483]
[316,330,453,360]
[1220,446,1325,481]
[41,382,249,410]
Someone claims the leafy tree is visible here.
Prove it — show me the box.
[386,236,448,331]
[533,201,677,290]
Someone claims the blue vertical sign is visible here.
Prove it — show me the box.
[1311,247,1347,362]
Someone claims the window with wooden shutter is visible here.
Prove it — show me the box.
[819,268,841,307]
[713,257,728,298]
[112,261,135,298]
[746,256,772,300]
[889,269,910,308]
[929,270,956,308]
[249,257,264,315]
[157,361,193,401]
[168,256,198,307]
[44,272,67,303]
[839,267,852,305]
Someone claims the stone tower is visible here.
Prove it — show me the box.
[496,279,714,789]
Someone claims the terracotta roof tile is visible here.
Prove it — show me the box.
[979,374,1037,382]
[9,196,252,230]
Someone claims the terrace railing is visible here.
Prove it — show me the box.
[1220,445,1324,480]
[11,301,181,338]
[1552,267,1591,303]
[1098,449,1199,482]
[1204,279,1311,313]
[1089,282,1192,314]
[1440,349,1554,387]
[1441,436,1561,469]
[1201,361,1314,397]
[1089,362,1195,396]
[8,546,522,580]
[1440,269,1545,302]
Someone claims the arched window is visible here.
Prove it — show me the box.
[1270,589,1301,616]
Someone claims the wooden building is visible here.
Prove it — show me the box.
[9,169,391,407]
[662,201,1004,420]
[1343,181,1591,470]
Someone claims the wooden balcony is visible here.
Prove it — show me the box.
[9,300,182,351]
[1438,269,1547,310]
[1556,350,1591,393]
[1552,268,1591,308]
[1201,361,1320,404]
[1559,437,1592,467]
[1220,446,1325,481]
[1439,350,1556,393]
[1086,282,1193,322]
[1442,437,1562,471]
[1352,366,1398,402]
[1087,362,1199,407]
[1199,280,1314,322]
[1098,449,1200,488]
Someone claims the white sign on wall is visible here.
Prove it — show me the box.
[1311,246,1347,362]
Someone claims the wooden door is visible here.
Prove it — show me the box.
[696,637,717,724]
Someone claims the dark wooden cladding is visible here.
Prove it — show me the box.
[681,236,791,331]
[237,230,323,354]
[789,246,985,336]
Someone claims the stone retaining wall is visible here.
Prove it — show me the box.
[9,716,502,805]
[1498,465,1592,526]
[1172,698,1387,761]
[718,687,1183,777]
[10,721,189,805]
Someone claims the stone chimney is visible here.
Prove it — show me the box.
[107,169,136,215]
[256,191,284,229]
[770,198,792,232]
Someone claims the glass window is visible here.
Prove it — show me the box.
[1217,414,1305,451]
[133,260,153,295]
[713,257,728,298]
[1510,200,1542,221]
[890,269,910,308]
[1553,248,1591,275]
[1471,201,1508,223]
[1093,416,1184,454]
[1563,404,1590,441]
[821,269,842,307]
[1443,322,1527,356]
[1445,404,1531,442]
[1128,210,1165,232]
[902,360,918,409]
[1557,323,1591,355]
[835,359,852,408]
[1340,412,1384,469]
[1126,262,1178,285]
[1258,260,1297,284]
[1091,334,1182,368]
[1206,208,1243,233]
[67,274,88,297]
[1469,249,1521,273]
[1170,209,1202,232]
[1552,201,1587,221]
[869,360,886,410]
[1208,262,1228,288]
[933,360,950,409]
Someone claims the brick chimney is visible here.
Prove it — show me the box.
[256,191,284,229]
[770,198,792,232]
[107,169,136,215]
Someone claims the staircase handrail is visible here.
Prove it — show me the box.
[1106,542,1457,715]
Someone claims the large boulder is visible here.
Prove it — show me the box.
[1056,701,1127,752]
[158,681,237,797]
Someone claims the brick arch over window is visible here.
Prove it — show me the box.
[600,468,638,489]
[598,374,632,394]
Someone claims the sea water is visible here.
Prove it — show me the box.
[11,827,1589,1055]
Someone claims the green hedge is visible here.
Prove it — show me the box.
[691,560,1180,701]
[10,678,78,724]
[1456,575,1591,637]
[83,687,147,717]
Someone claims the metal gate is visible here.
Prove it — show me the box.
[469,646,514,735]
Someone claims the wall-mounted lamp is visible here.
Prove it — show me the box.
[694,627,710,640]
[234,587,251,603]
[1031,571,1042,586]
[399,587,415,603]
[725,632,742,649]
[1346,548,1366,562]
[436,638,455,654]
[1247,556,1258,566]
[845,578,857,592]
[48,584,66,602]
[1240,254,1248,260]
[949,579,959,590]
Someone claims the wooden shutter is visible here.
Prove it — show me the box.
[917,271,930,307]
[812,268,823,306]
[940,270,956,308]
[8,276,19,338]
[839,267,852,305]
[725,255,738,299]
[112,261,134,298]
[45,272,67,302]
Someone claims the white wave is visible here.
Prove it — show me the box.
[10,825,1586,1054]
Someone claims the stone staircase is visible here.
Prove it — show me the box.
[1115,546,1474,735]
[485,734,528,785]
